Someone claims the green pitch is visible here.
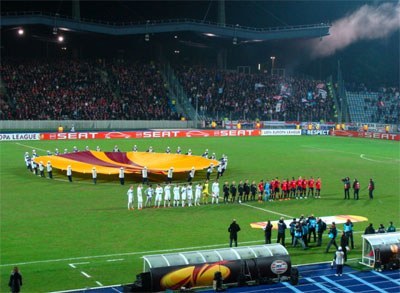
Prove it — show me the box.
[1,135,399,292]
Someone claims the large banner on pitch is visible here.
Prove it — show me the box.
[39,129,261,140]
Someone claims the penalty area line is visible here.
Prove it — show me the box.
[239,202,294,219]
[15,142,47,152]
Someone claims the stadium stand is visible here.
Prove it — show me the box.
[1,59,335,122]
[0,59,179,120]
[174,65,335,121]
[346,87,399,124]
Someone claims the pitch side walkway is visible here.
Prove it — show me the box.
[64,262,400,293]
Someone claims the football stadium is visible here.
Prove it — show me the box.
[1,1,399,292]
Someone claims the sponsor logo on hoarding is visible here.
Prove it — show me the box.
[332,130,399,141]
[104,132,131,139]
[45,132,99,140]
[302,130,330,136]
[141,131,181,138]
[0,133,40,141]
[261,129,301,136]
[185,130,210,137]
[271,260,288,275]
[215,129,258,137]
[358,132,399,140]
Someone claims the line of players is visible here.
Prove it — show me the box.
[126,180,220,210]
[221,177,322,204]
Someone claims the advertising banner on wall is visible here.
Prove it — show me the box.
[261,129,302,136]
[301,129,330,136]
[39,129,261,140]
[331,130,400,141]
[0,133,40,141]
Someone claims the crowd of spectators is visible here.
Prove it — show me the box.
[174,65,334,122]
[1,59,335,122]
[0,59,178,120]
[369,87,399,124]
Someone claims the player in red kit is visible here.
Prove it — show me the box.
[258,180,264,203]
[296,176,303,199]
[274,177,281,199]
[302,178,308,198]
[290,177,296,198]
[282,179,289,199]
[308,177,315,198]
[315,177,322,198]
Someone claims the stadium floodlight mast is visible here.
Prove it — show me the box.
[232,24,239,45]
[145,20,150,42]
[270,56,276,75]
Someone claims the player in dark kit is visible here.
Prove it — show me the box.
[243,180,250,202]
[353,179,360,200]
[250,181,257,201]
[237,181,244,203]
[230,181,237,203]
[223,182,230,203]
[342,177,351,199]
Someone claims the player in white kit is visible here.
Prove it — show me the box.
[181,184,187,207]
[173,184,180,207]
[145,184,154,207]
[212,180,220,204]
[154,184,163,208]
[127,185,134,210]
[164,183,172,207]
[195,183,202,206]
[137,184,143,210]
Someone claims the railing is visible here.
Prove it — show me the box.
[162,63,198,123]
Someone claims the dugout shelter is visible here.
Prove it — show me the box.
[361,232,400,270]
[124,244,298,292]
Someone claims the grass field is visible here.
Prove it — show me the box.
[0,135,399,292]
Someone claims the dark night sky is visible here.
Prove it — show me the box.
[1,1,399,87]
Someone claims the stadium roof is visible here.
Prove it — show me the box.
[1,11,330,41]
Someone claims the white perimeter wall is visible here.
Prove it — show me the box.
[0,120,196,130]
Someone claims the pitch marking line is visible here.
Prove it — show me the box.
[95,281,103,286]
[359,154,398,164]
[240,202,294,218]
[15,142,47,152]
[80,271,91,278]
[0,241,261,267]
[107,258,124,262]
